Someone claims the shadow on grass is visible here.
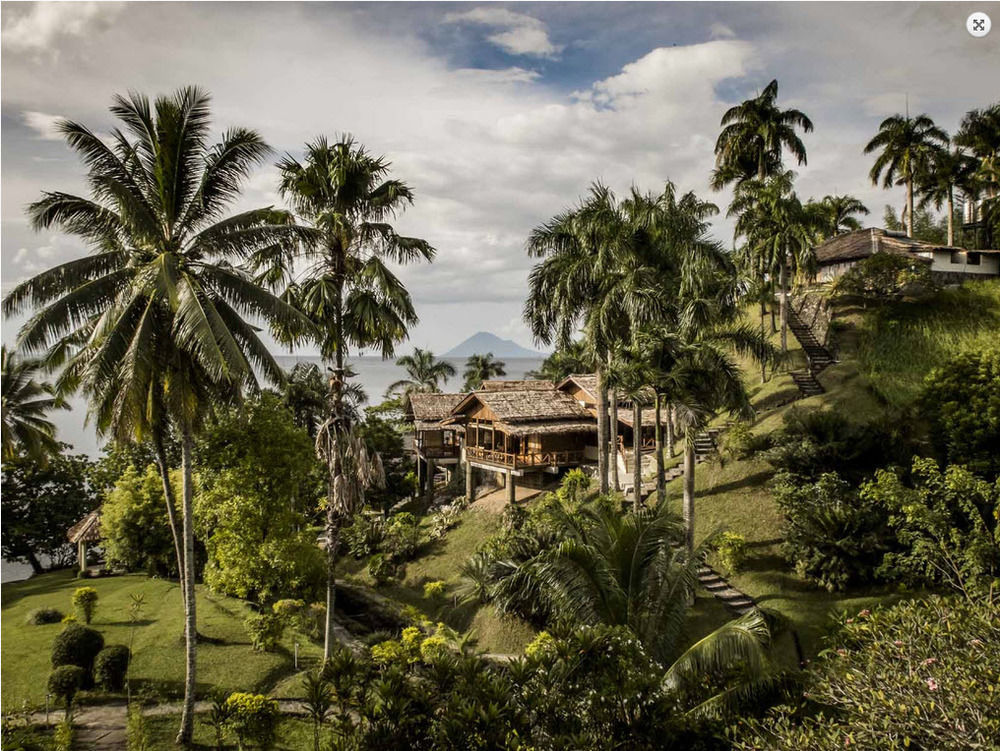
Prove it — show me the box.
[697,470,775,498]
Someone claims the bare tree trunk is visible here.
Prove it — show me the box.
[947,188,954,246]
[632,402,642,511]
[682,438,696,556]
[610,389,620,492]
[153,430,185,584]
[779,259,789,356]
[654,395,664,503]
[760,299,767,383]
[596,364,609,495]
[665,403,675,458]
[907,177,915,238]
[176,428,197,746]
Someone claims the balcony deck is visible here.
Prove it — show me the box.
[465,445,586,470]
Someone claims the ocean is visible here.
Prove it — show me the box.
[2,354,544,583]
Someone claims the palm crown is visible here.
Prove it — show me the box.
[388,348,456,398]
[463,352,506,391]
[1,346,68,462]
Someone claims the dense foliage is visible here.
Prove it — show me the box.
[832,251,936,300]
[100,465,182,577]
[733,596,1000,750]
[863,457,1000,595]
[919,349,1000,478]
[93,645,130,692]
[1,449,98,574]
[51,624,104,686]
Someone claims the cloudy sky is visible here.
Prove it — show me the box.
[2,1,996,354]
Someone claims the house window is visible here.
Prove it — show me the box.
[968,252,981,266]
[950,250,963,264]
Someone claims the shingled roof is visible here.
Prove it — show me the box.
[405,393,466,431]
[814,228,947,266]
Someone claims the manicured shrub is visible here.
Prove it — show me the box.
[715,532,748,575]
[48,665,85,717]
[25,607,63,625]
[244,613,284,653]
[773,472,893,591]
[94,645,130,692]
[72,586,99,624]
[223,692,280,751]
[51,623,105,683]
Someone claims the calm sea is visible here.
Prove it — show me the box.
[2,354,544,583]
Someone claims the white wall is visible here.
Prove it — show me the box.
[930,249,1000,276]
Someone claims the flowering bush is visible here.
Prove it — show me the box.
[523,631,555,660]
[244,613,284,652]
[223,693,280,751]
[715,532,748,574]
[72,587,99,624]
[422,580,446,600]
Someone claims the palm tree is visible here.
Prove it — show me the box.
[526,184,667,495]
[730,171,816,355]
[864,113,948,238]
[469,498,781,717]
[525,339,591,381]
[270,136,434,661]
[955,104,1000,199]
[812,194,870,238]
[1,346,68,463]
[713,78,813,189]
[2,87,311,743]
[462,352,506,391]
[283,362,366,438]
[387,348,456,398]
[917,146,977,246]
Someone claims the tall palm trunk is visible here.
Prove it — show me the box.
[759,299,767,383]
[610,388,620,492]
[682,437,696,556]
[779,257,788,356]
[152,430,185,585]
[947,187,954,246]
[665,403,675,458]
[654,395,664,502]
[906,176,915,238]
[595,364,609,495]
[323,280,346,663]
[176,428,197,746]
[632,401,642,511]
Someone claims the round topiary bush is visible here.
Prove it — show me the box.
[72,586,99,624]
[48,665,86,715]
[26,607,64,625]
[51,623,105,685]
[93,645,130,692]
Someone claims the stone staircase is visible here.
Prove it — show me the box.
[626,428,721,499]
[697,564,756,615]
[788,307,835,397]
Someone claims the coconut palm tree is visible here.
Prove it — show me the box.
[269,136,434,661]
[712,79,813,189]
[955,104,1000,198]
[917,146,978,246]
[387,348,456,398]
[1,347,68,463]
[812,194,871,238]
[526,184,667,495]
[525,339,591,381]
[2,87,312,743]
[462,352,506,391]
[864,113,948,238]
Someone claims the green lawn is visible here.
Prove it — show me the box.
[144,712,314,751]
[1,571,319,711]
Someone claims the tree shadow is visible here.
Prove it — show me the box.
[697,470,774,498]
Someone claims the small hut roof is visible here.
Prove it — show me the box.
[814,228,946,266]
[557,374,599,401]
[479,380,554,391]
[617,407,669,427]
[67,509,102,543]
[448,387,593,425]
[489,419,596,437]
[405,393,466,432]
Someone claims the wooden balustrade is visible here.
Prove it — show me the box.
[465,445,585,469]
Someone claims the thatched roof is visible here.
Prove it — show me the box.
[557,374,599,401]
[479,380,554,391]
[617,407,669,427]
[490,419,596,437]
[447,387,596,435]
[405,393,466,432]
[68,509,101,543]
[814,228,947,266]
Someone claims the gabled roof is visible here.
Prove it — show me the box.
[814,227,951,266]
[68,509,102,543]
[479,379,554,391]
[446,387,596,436]
[556,374,599,401]
[405,393,466,431]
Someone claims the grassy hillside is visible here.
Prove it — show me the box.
[1,571,319,711]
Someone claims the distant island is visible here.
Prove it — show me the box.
[443,332,547,358]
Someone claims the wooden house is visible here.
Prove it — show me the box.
[404,393,465,493]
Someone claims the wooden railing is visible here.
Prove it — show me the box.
[416,444,460,459]
[465,446,585,469]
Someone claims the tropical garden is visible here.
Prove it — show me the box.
[2,81,999,751]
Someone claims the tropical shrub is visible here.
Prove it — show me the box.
[100,465,181,577]
[773,472,893,591]
[94,645,130,691]
[383,512,421,560]
[223,693,280,751]
[25,607,63,625]
[126,703,151,751]
[423,580,446,600]
[367,553,400,585]
[47,665,85,716]
[721,421,772,461]
[555,467,592,503]
[863,457,1000,594]
[716,532,748,574]
[53,720,73,751]
[244,613,285,653]
[919,349,1000,478]
[51,623,104,683]
[427,505,461,540]
[832,251,936,300]
[72,587,98,624]
[733,596,1000,750]
[343,513,386,558]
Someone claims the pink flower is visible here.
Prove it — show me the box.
[846,618,855,624]
[893,640,904,647]
[836,648,848,657]
[922,657,938,666]
[970,639,983,647]
[926,678,939,691]
[859,609,871,618]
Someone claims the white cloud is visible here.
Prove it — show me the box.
[445,8,562,59]
[21,111,64,141]
[1,2,123,56]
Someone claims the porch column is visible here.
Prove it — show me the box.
[416,457,423,497]
[78,539,87,573]
[465,460,474,503]
[506,469,516,505]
